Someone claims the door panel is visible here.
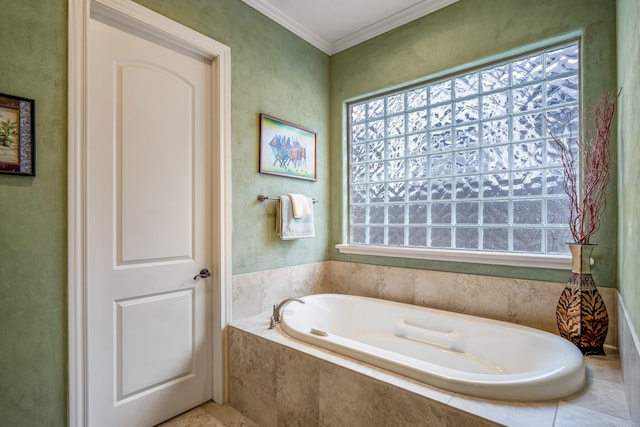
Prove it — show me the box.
[87,16,212,426]
[119,63,193,264]
[116,289,194,400]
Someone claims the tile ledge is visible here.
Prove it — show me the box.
[230,312,628,426]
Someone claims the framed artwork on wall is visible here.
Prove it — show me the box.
[259,113,317,181]
[0,93,35,176]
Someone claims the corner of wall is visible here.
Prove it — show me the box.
[618,293,640,425]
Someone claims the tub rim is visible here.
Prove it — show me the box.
[279,293,587,401]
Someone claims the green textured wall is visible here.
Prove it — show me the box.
[330,0,618,285]
[617,0,640,339]
[0,1,67,426]
[0,0,626,425]
[0,0,329,425]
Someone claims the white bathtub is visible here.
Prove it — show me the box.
[279,293,586,401]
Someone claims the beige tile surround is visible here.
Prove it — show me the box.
[232,260,618,347]
[229,313,630,426]
[229,261,640,427]
[229,319,497,426]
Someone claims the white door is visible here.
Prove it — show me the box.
[86,15,212,426]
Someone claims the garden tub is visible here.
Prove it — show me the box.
[279,293,585,401]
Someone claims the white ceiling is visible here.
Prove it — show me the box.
[242,0,459,55]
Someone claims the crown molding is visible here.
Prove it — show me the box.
[242,0,332,54]
[242,0,458,55]
[332,0,459,54]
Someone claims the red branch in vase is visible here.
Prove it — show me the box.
[549,89,621,245]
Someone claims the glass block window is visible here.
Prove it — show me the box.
[348,42,579,254]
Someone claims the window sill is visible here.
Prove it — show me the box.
[335,244,571,270]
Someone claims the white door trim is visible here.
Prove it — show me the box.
[67,1,232,425]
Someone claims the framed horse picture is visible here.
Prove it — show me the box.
[259,113,317,181]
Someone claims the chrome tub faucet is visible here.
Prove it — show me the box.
[269,297,305,329]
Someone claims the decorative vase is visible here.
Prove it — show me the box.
[556,243,609,355]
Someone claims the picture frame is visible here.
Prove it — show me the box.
[0,93,35,176]
[259,113,317,181]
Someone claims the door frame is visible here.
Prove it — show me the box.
[67,0,232,425]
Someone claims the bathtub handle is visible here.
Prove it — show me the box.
[394,319,467,353]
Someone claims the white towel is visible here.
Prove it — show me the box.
[276,195,315,240]
[287,193,311,218]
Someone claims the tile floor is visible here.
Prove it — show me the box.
[156,401,257,427]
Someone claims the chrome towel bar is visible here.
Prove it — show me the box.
[257,194,319,204]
